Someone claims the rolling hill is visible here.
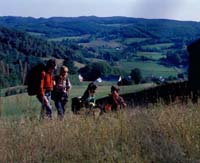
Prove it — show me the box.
[0,16,200,88]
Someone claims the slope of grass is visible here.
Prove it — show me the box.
[136,51,164,60]
[80,39,121,48]
[0,83,155,118]
[142,43,174,50]
[0,103,200,162]
[123,37,150,44]
[118,60,183,77]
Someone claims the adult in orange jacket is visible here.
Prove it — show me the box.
[37,59,56,119]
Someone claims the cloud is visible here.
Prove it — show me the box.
[130,0,182,19]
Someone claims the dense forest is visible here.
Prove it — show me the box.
[1,16,200,39]
[1,16,200,88]
[0,26,86,88]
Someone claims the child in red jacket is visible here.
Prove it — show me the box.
[105,85,127,112]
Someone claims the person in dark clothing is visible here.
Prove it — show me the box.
[105,85,127,112]
[52,66,71,119]
[81,82,97,109]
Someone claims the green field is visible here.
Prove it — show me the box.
[123,37,150,44]
[80,39,121,48]
[136,51,164,60]
[142,43,174,50]
[48,34,90,41]
[28,32,45,37]
[118,60,183,77]
[0,83,155,118]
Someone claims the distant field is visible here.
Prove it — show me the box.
[118,60,183,77]
[123,37,150,44]
[0,83,155,118]
[48,34,90,41]
[28,32,45,37]
[85,58,106,62]
[80,39,121,48]
[142,43,174,50]
[136,51,164,60]
[100,23,134,27]
[74,61,85,69]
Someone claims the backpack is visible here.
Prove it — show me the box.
[26,63,46,96]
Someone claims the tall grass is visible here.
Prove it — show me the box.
[0,94,40,118]
[0,103,200,162]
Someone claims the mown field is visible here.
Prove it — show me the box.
[118,60,182,77]
[0,82,155,118]
[136,51,164,60]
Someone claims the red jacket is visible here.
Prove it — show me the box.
[39,70,54,96]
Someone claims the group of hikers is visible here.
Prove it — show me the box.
[34,59,126,120]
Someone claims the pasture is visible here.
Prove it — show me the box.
[0,83,155,118]
[141,43,174,50]
[123,37,150,44]
[48,34,91,42]
[118,60,183,77]
[136,51,164,60]
[79,39,121,48]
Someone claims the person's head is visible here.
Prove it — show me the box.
[87,82,97,94]
[46,59,56,72]
[59,65,68,77]
[111,85,120,93]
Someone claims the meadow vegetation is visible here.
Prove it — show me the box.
[118,60,181,77]
[0,102,200,162]
[0,83,155,118]
[0,16,198,162]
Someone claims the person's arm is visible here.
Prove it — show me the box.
[119,96,127,107]
[39,71,45,97]
[39,71,48,104]
[113,91,119,104]
[66,78,72,91]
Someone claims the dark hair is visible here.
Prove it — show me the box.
[111,85,119,93]
[46,59,56,69]
[81,82,97,102]
[88,82,97,91]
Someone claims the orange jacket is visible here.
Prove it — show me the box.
[39,71,54,96]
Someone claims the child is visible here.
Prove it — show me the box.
[105,85,127,112]
[81,82,97,109]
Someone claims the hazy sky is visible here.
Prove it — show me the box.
[0,0,199,21]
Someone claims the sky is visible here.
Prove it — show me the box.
[0,0,200,21]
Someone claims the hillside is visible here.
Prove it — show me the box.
[1,16,200,39]
[0,25,85,88]
[1,16,200,88]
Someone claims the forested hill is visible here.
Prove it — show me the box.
[1,16,200,89]
[0,16,200,39]
[0,25,85,88]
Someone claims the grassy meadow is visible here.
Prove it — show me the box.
[0,102,200,162]
[0,83,155,118]
[141,43,174,50]
[118,60,182,77]
[136,51,164,60]
[0,83,200,162]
